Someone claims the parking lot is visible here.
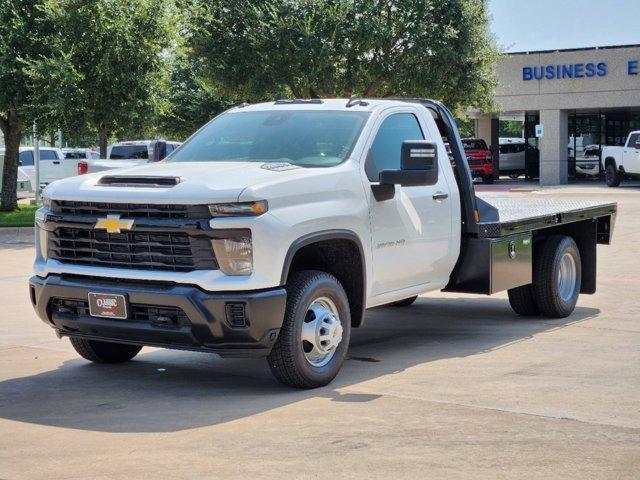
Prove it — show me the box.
[1,184,639,479]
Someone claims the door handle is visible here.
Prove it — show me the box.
[432,192,448,201]
[53,161,60,165]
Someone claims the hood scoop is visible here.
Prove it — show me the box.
[98,175,181,188]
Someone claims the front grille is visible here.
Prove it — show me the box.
[50,298,190,326]
[49,227,218,272]
[52,200,210,219]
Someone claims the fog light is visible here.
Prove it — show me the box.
[211,234,253,275]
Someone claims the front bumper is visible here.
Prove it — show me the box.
[29,274,286,357]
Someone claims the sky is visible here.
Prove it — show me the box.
[489,0,640,53]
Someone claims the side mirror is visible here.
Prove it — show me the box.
[152,140,167,162]
[379,140,439,187]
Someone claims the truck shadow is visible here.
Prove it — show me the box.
[0,296,599,433]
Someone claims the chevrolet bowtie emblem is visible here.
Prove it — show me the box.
[94,214,135,234]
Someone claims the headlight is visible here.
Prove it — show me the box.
[34,207,48,228]
[35,208,49,260]
[211,232,253,275]
[42,196,52,209]
[209,201,268,217]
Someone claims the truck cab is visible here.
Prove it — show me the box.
[30,98,616,389]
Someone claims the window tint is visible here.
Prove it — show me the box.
[64,151,87,159]
[19,151,34,166]
[628,133,640,148]
[366,113,424,181]
[165,144,175,154]
[462,140,487,150]
[40,150,59,160]
[110,145,149,159]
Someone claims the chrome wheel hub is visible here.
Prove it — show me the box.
[558,252,577,302]
[301,296,343,367]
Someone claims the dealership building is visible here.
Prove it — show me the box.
[473,44,640,185]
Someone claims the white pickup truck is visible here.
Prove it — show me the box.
[602,131,640,186]
[80,140,181,174]
[1,147,78,191]
[30,98,616,389]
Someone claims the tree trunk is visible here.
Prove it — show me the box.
[0,111,22,212]
[99,131,108,158]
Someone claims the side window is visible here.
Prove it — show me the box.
[40,150,58,160]
[628,133,640,148]
[19,151,34,166]
[366,113,424,181]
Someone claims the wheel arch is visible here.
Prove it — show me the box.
[281,230,366,328]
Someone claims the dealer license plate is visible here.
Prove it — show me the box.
[88,292,128,319]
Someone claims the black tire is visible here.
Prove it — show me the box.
[70,337,142,363]
[532,235,581,318]
[391,296,418,307]
[508,284,540,316]
[605,163,621,187]
[268,270,351,389]
[482,176,494,184]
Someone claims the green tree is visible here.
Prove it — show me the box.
[0,0,56,211]
[192,0,498,112]
[158,53,235,140]
[33,0,175,157]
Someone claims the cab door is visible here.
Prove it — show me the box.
[623,133,640,174]
[364,109,453,297]
[39,149,65,183]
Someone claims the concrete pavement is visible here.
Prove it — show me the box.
[0,185,639,479]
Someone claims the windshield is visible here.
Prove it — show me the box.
[169,110,369,167]
[110,145,149,159]
[462,140,487,150]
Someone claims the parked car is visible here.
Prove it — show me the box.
[461,138,493,183]
[32,98,616,389]
[499,141,526,177]
[0,152,33,197]
[602,131,640,186]
[80,140,181,174]
[574,144,601,177]
[0,147,82,191]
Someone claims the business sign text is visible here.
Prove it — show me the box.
[523,60,640,81]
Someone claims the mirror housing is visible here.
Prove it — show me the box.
[152,140,167,162]
[378,140,439,187]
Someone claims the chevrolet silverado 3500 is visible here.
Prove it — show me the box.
[30,98,616,389]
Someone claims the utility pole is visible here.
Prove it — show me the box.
[33,123,41,204]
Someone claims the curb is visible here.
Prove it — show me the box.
[0,227,35,245]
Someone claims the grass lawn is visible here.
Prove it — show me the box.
[0,204,38,228]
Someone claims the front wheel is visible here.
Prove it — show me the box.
[70,338,142,363]
[268,270,351,389]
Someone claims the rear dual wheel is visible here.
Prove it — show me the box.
[508,235,581,318]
